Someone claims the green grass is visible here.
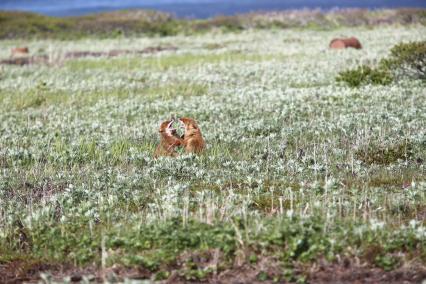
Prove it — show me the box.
[65,52,281,72]
[0,81,209,110]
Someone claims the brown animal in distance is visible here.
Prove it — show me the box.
[11,47,29,57]
[329,37,362,49]
[179,117,205,154]
[154,119,183,158]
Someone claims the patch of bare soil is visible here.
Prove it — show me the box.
[0,45,177,66]
[1,257,424,283]
[0,261,152,284]
[0,56,49,66]
[307,262,426,284]
[0,260,63,284]
[63,45,177,59]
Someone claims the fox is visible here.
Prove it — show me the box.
[179,117,206,154]
[11,47,29,57]
[154,119,183,158]
[329,37,362,49]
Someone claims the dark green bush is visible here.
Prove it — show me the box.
[336,41,426,87]
[336,65,393,87]
[191,16,244,33]
[380,41,426,80]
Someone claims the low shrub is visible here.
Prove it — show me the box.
[336,65,392,87]
[337,41,426,87]
[381,41,426,80]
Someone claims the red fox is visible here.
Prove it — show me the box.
[154,119,183,158]
[11,47,29,57]
[179,117,205,154]
[329,37,362,49]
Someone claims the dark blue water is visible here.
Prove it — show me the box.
[1,0,425,18]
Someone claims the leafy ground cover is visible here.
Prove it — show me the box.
[0,25,425,282]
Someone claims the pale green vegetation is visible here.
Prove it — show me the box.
[0,26,425,282]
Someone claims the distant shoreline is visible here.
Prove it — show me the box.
[1,0,426,18]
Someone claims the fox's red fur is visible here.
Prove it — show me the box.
[154,120,183,158]
[179,117,205,154]
[11,47,29,57]
[329,37,362,49]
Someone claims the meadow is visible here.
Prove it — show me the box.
[0,25,425,282]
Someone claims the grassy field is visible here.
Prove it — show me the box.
[0,25,425,283]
